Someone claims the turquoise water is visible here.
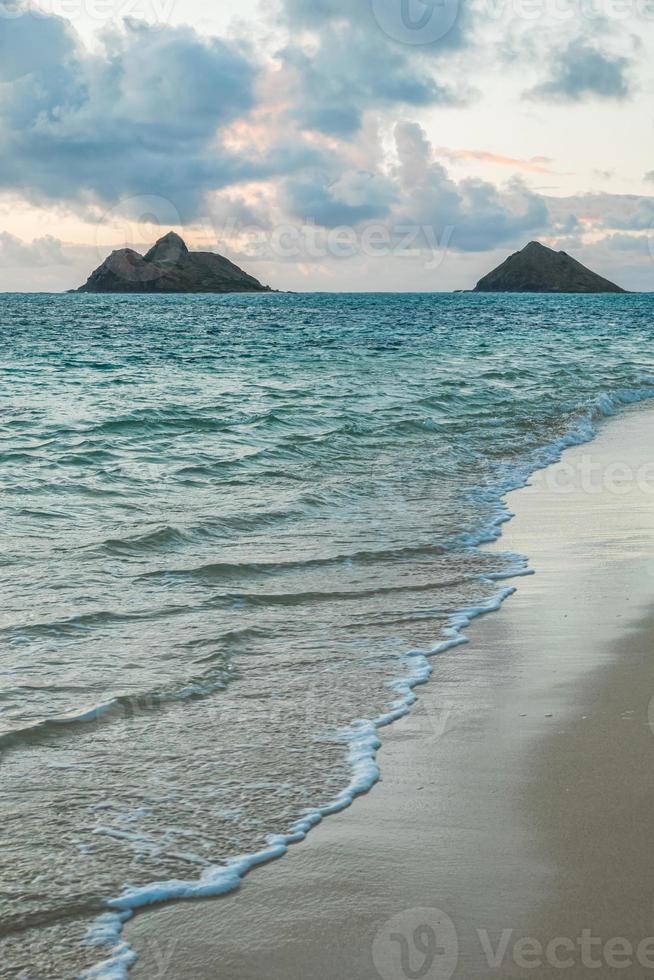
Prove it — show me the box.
[1,291,653,976]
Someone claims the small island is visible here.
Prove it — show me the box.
[76,232,272,294]
[474,241,626,293]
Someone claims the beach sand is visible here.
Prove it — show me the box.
[126,403,654,980]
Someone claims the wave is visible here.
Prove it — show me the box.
[202,580,471,609]
[96,525,195,555]
[138,541,449,584]
[0,606,187,640]
[0,669,231,754]
[93,512,307,555]
[62,407,318,440]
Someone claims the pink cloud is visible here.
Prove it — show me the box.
[432,147,569,175]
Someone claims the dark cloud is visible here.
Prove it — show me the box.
[0,8,73,83]
[0,14,266,216]
[527,39,632,102]
[282,170,397,226]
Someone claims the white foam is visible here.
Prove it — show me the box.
[82,912,136,980]
[56,700,120,724]
[83,584,519,978]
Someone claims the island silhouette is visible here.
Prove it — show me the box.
[77,232,272,294]
[473,241,626,293]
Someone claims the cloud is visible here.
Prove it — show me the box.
[0,13,267,217]
[391,122,549,251]
[543,192,654,234]
[432,147,563,174]
[2,6,443,221]
[276,0,467,136]
[281,0,466,44]
[603,200,654,231]
[0,7,73,84]
[274,123,549,252]
[600,232,651,253]
[282,169,397,226]
[556,213,581,235]
[527,39,632,102]
[0,232,70,268]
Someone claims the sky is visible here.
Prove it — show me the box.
[0,0,653,290]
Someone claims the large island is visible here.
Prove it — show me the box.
[76,232,272,294]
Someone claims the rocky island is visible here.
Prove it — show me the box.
[76,232,272,293]
[474,241,626,293]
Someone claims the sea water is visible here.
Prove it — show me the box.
[1,291,653,977]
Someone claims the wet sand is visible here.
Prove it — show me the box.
[127,404,654,980]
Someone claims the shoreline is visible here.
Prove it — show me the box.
[123,402,654,979]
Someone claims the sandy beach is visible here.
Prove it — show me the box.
[126,402,654,980]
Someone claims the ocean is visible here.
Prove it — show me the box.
[1,291,653,978]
